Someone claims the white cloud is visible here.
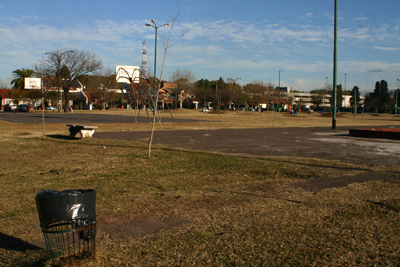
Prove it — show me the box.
[0,12,399,92]
[340,27,371,41]
[352,17,369,21]
[373,46,400,52]
[339,60,400,74]
[180,19,330,46]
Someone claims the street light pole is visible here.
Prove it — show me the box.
[227,77,241,86]
[146,20,171,111]
[326,76,328,91]
[354,83,357,115]
[278,69,283,112]
[396,79,399,114]
[332,0,338,129]
[44,50,74,112]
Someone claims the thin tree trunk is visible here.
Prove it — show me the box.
[148,0,186,158]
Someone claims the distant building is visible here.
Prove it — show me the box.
[276,86,291,93]
[291,92,331,109]
[0,89,11,110]
[0,89,36,110]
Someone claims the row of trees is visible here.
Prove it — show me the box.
[364,80,399,112]
[170,69,284,110]
[189,78,282,110]
[7,50,399,113]
[308,80,398,113]
[6,49,103,112]
[169,71,399,113]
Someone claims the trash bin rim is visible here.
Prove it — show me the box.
[35,189,96,199]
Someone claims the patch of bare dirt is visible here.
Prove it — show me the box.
[97,217,190,241]
[295,173,399,192]
[29,217,190,249]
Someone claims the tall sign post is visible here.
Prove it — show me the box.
[25,77,44,137]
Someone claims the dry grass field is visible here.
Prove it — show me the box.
[0,109,399,266]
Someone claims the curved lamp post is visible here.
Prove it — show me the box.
[44,50,74,112]
[146,20,171,111]
[227,77,241,85]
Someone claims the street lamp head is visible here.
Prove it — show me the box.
[151,19,156,25]
[164,23,171,27]
[145,23,152,27]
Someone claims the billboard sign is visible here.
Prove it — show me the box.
[116,65,140,84]
[24,77,41,89]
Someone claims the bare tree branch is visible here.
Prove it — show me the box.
[149,0,186,158]
[41,48,102,112]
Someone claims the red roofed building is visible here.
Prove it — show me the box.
[0,89,12,110]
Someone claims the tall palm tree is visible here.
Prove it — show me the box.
[10,68,35,104]
[11,68,36,89]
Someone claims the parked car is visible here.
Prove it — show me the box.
[4,104,17,112]
[16,104,29,112]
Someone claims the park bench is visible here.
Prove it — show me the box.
[67,124,98,139]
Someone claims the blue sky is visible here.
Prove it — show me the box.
[1,0,399,92]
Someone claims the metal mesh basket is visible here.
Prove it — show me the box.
[41,219,96,261]
[35,189,96,263]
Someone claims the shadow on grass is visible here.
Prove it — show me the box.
[46,134,71,140]
[0,232,42,252]
[0,232,46,267]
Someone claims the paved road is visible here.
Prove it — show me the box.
[1,112,399,166]
[0,112,192,124]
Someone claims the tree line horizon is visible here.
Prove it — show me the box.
[5,50,400,113]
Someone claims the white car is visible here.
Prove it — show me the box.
[4,104,17,112]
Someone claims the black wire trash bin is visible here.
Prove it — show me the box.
[35,189,96,263]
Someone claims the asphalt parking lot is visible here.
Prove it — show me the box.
[95,127,400,167]
[1,112,399,167]
[0,112,186,124]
